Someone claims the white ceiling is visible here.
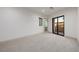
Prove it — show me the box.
[26,7,68,16]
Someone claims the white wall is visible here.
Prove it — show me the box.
[0,8,44,41]
[77,8,79,40]
[48,8,77,38]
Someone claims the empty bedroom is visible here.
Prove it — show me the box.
[0,7,79,52]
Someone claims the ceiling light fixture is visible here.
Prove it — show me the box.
[49,7,54,10]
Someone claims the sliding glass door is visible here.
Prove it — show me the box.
[53,18,57,34]
[52,15,64,36]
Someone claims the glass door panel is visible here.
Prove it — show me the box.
[58,17,64,35]
[54,18,57,34]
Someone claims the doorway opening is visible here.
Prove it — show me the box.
[52,15,64,36]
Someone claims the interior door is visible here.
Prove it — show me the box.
[52,15,64,36]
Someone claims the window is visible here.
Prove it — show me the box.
[39,17,43,26]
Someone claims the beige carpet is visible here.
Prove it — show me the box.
[0,32,79,52]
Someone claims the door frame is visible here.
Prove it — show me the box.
[52,15,64,36]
